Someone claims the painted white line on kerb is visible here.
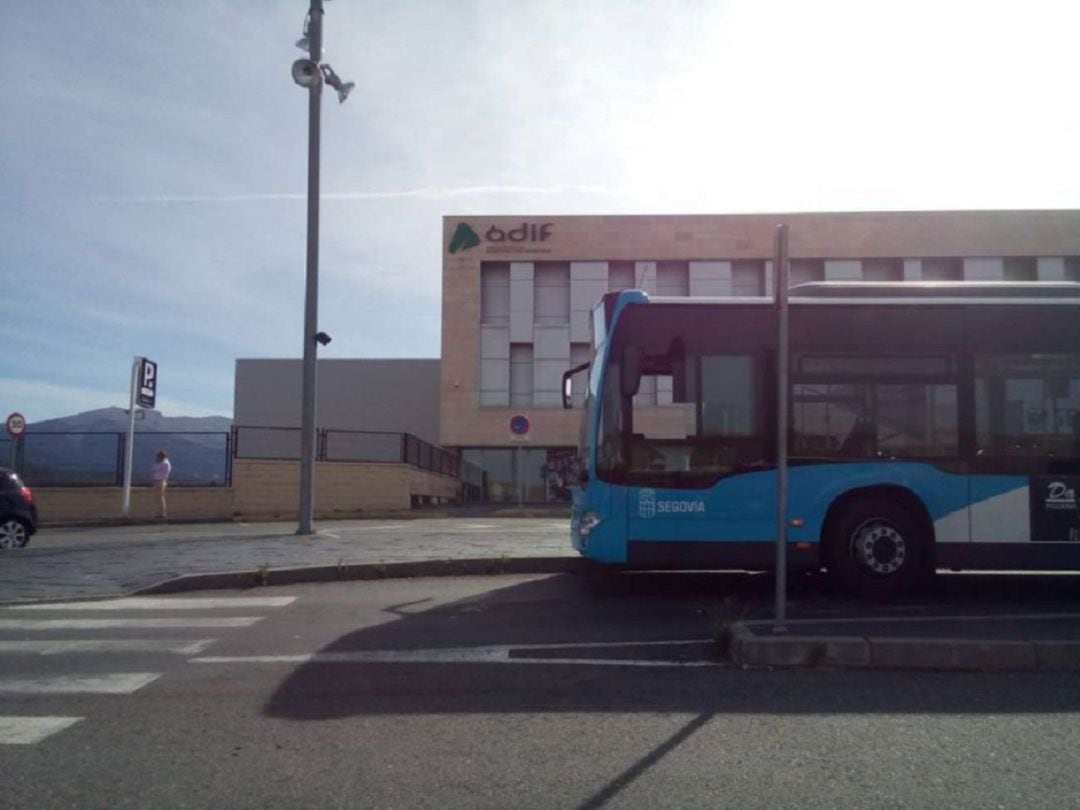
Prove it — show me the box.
[0,639,218,656]
[0,618,263,630]
[193,639,719,668]
[0,716,83,745]
[0,673,162,695]
[8,597,296,611]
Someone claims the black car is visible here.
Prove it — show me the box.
[0,467,37,549]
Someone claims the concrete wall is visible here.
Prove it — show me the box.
[234,359,441,444]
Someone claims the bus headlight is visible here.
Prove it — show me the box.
[578,511,601,537]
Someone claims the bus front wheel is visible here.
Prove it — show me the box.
[824,499,928,599]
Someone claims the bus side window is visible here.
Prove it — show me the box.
[975,354,1080,459]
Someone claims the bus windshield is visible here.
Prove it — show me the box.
[595,302,773,488]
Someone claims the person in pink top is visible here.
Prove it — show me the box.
[151,450,172,519]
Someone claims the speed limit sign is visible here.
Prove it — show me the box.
[5,412,26,437]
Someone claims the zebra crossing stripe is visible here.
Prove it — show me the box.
[0,617,262,630]
[0,639,217,655]
[0,716,84,745]
[7,597,297,611]
[0,673,162,695]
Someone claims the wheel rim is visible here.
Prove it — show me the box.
[849,518,906,576]
[0,519,27,549]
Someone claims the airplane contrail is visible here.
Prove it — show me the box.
[89,184,615,204]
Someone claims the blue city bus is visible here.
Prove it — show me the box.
[563,282,1080,597]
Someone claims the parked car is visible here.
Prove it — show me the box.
[0,467,37,549]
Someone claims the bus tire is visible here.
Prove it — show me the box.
[824,499,928,599]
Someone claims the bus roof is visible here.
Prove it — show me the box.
[633,281,1080,308]
[790,280,1080,299]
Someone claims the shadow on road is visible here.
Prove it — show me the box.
[263,569,1080,724]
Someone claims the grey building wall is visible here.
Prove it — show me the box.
[234,359,440,444]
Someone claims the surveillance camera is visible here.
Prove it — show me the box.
[291,59,322,89]
[315,331,332,346]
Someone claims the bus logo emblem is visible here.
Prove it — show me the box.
[639,488,656,519]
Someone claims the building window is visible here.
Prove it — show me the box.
[922,258,962,281]
[1066,258,1080,283]
[534,262,570,324]
[862,258,903,282]
[657,261,689,296]
[481,263,510,323]
[790,259,824,287]
[1004,258,1037,281]
[732,260,765,296]
[509,344,533,406]
[608,261,635,290]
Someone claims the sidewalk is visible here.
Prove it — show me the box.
[0,517,579,604]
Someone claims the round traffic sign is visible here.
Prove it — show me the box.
[509,414,531,436]
[5,412,26,437]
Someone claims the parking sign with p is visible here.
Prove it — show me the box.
[137,358,157,409]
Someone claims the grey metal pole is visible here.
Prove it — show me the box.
[122,356,139,517]
[297,0,324,536]
[774,224,790,630]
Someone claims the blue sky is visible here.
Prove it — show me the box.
[2,0,1078,421]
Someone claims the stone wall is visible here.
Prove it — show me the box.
[33,461,461,525]
[35,486,232,525]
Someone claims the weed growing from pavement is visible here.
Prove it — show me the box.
[708,595,747,658]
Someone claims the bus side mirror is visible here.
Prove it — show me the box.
[561,361,591,409]
[621,346,643,398]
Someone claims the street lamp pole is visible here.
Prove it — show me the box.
[296,0,324,535]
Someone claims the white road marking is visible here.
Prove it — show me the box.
[0,716,83,745]
[8,596,296,611]
[0,673,162,694]
[192,638,719,668]
[0,639,217,655]
[0,617,262,630]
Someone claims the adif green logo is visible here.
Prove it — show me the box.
[449,222,481,254]
[449,221,555,254]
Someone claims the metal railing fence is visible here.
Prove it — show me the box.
[233,426,473,481]
[1,431,232,487]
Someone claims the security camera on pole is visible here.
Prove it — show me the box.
[292,0,353,536]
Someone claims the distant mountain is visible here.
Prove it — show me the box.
[30,407,231,434]
[10,408,234,487]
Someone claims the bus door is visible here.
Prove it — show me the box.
[968,353,1080,548]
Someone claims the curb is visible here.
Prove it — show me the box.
[731,623,1080,672]
[133,556,590,595]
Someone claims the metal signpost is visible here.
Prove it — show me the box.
[5,412,25,470]
[292,1,353,536]
[122,356,157,517]
[774,224,790,630]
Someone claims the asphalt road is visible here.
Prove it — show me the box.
[3,573,1080,809]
